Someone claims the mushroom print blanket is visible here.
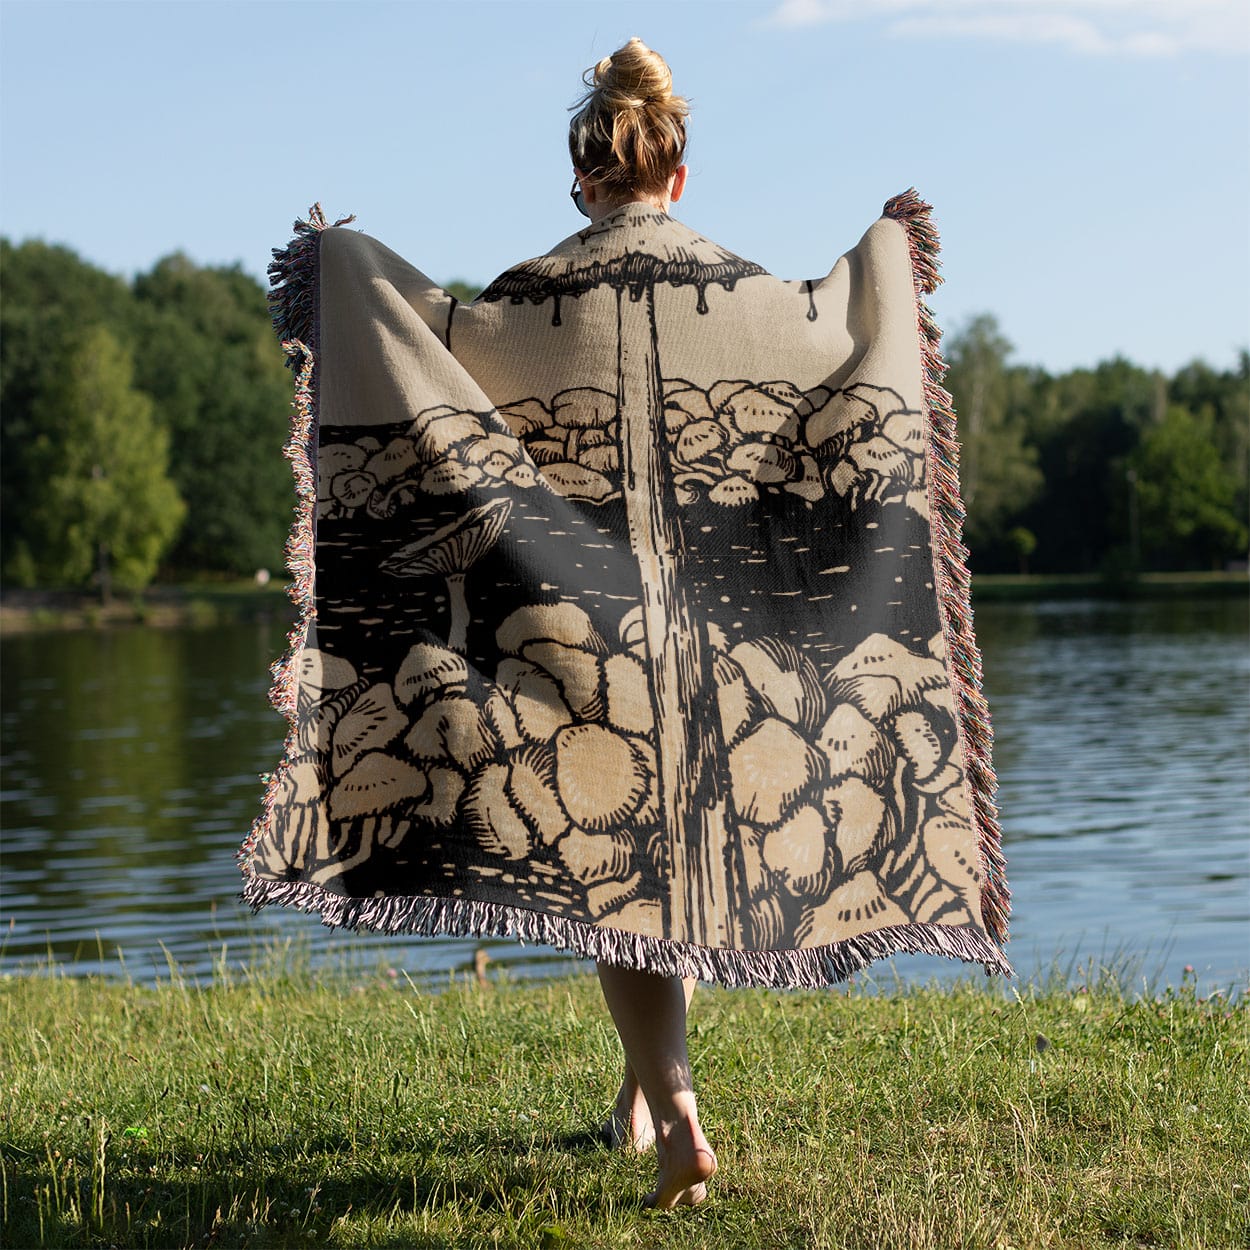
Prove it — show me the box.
[239,192,1012,986]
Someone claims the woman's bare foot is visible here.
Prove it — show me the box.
[602,1082,656,1151]
[644,1114,717,1209]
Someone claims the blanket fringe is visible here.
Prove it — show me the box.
[241,873,1014,988]
[883,188,1011,947]
[266,203,355,360]
[239,206,350,875]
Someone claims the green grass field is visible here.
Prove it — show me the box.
[1,958,1246,1249]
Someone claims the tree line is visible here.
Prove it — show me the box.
[945,315,1247,576]
[1,238,1245,595]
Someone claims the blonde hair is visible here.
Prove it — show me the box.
[568,38,688,197]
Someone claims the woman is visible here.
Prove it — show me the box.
[244,36,1010,1216]
[567,39,718,1209]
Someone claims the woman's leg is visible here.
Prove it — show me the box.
[595,963,717,1208]
[602,976,696,1151]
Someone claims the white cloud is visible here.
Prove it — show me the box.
[765,0,1250,57]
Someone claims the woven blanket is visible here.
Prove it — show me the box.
[239,192,1012,986]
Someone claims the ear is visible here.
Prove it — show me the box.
[669,164,688,203]
[575,168,598,205]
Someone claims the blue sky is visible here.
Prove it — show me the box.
[2,0,1246,374]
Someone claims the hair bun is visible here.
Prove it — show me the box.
[569,38,688,197]
[594,36,673,109]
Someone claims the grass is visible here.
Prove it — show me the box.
[1,958,1246,1250]
[0,580,292,634]
[970,571,1247,601]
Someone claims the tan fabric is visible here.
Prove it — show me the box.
[240,197,1011,986]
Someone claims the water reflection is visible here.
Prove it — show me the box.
[2,596,1246,992]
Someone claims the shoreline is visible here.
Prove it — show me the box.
[1,570,1245,634]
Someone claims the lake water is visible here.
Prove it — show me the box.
[2,596,1246,995]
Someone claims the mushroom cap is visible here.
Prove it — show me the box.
[404,695,497,771]
[395,643,469,707]
[506,743,567,846]
[330,470,375,509]
[522,640,604,720]
[601,652,654,736]
[416,413,492,461]
[497,602,605,655]
[762,802,833,899]
[380,496,513,578]
[331,682,407,778]
[664,385,715,429]
[882,410,926,454]
[462,433,524,466]
[541,461,616,503]
[805,383,905,453]
[552,387,615,429]
[364,437,421,485]
[918,812,983,900]
[831,633,947,703]
[478,205,766,303]
[494,658,575,744]
[799,870,908,941]
[462,762,531,859]
[318,444,367,497]
[893,710,945,781]
[676,419,729,465]
[586,871,645,920]
[821,775,888,869]
[728,715,824,828]
[848,435,913,480]
[298,648,358,693]
[729,637,826,732]
[718,385,802,442]
[419,461,484,496]
[727,442,800,484]
[554,723,649,831]
[330,751,428,822]
[556,824,634,886]
[498,397,551,437]
[816,702,893,787]
[708,475,759,507]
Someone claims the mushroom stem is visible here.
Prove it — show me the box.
[616,284,737,946]
[445,572,469,653]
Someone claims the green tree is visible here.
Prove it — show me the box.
[1,239,139,581]
[131,256,293,574]
[444,279,482,303]
[1006,526,1037,574]
[1021,357,1162,573]
[943,315,1043,561]
[1169,353,1250,537]
[25,327,185,596]
[1129,404,1246,570]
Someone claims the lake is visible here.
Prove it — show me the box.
[2,596,1246,995]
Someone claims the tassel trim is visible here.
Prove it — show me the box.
[266,203,355,362]
[241,873,1014,988]
[883,188,1011,947]
[238,205,350,877]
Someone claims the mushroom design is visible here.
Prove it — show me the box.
[478,207,767,945]
[379,497,513,654]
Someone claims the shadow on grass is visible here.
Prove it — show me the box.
[4,1124,641,1250]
